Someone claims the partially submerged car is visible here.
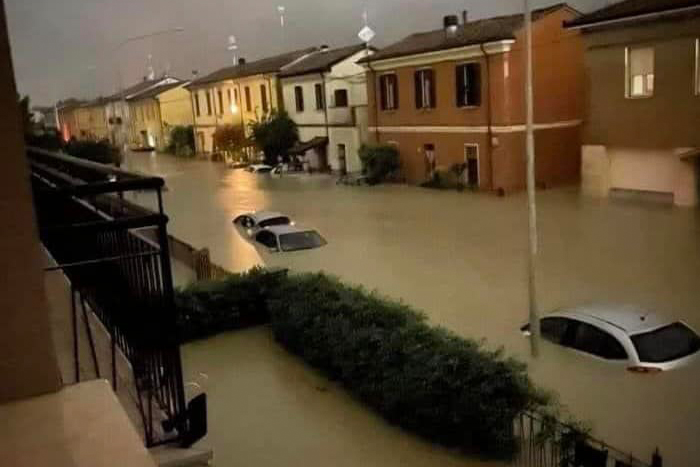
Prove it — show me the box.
[521,304,700,372]
[253,225,327,252]
[245,164,274,173]
[233,211,293,236]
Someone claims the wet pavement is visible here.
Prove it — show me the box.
[125,152,700,466]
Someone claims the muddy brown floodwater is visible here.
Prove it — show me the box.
[125,152,700,467]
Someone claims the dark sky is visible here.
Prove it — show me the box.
[6,0,606,106]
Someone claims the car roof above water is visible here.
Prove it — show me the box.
[555,303,671,335]
[264,224,312,235]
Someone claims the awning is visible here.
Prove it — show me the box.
[289,136,328,155]
[679,148,700,161]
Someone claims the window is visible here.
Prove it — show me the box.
[294,85,304,112]
[379,74,398,110]
[414,69,436,109]
[279,231,326,252]
[194,94,201,117]
[540,317,572,344]
[234,88,239,104]
[218,89,224,114]
[244,86,251,111]
[315,83,324,110]
[334,89,348,107]
[456,63,481,107]
[626,46,654,98]
[258,216,291,228]
[570,322,627,360]
[255,230,278,249]
[631,322,700,363]
[227,89,232,106]
[205,91,212,115]
[260,84,269,112]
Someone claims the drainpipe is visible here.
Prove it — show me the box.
[480,43,495,191]
[188,87,198,153]
[321,72,331,172]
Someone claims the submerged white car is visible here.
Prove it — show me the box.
[253,225,327,252]
[245,164,274,173]
[233,211,293,236]
[521,304,700,372]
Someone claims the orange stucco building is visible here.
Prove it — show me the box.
[363,3,584,192]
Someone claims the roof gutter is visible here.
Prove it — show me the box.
[565,4,700,30]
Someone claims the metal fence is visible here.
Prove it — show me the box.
[513,412,661,467]
[28,147,205,447]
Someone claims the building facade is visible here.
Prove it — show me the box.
[566,0,700,206]
[186,47,317,155]
[127,80,188,150]
[363,4,584,192]
[56,99,84,141]
[279,44,373,173]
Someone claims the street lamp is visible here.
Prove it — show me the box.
[523,0,541,357]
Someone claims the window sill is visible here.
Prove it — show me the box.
[624,94,653,100]
[458,105,481,110]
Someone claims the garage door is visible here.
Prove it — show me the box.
[609,148,678,194]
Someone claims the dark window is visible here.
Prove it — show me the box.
[279,231,327,252]
[244,86,251,111]
[227,89,232,106]
[205,91,212,115]
[255,231,278,249]
[194,94,201,117]
[570,322,627,360]
[315,83,325,110]
[631,323,700,363]
[379,74,398,110]
[456,63,481,107]
[334,89,348,107]
[294,86,304,112]
[258,216,291,228]
[234,88,239,104]
[218,89,224,114]
[414,69,436,109]
[540,317,572,344]
[260,84,269,112]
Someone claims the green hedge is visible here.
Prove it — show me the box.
[175,269,550,459]
[359,144,400,185]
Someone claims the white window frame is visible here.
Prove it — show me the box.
[380,72,397,111]
[464,143,480,187]
[625,46,655,99]
[415,68,434,109]
[456,61,481,108]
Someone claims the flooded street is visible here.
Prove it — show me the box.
[125,152,700,466]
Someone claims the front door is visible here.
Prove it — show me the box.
[197,132,205,153]
[464,144,479,188]
[337,144,347,175]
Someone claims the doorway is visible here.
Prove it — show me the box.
[337,144,347,175]
[197,132,205,153]
[424,144,436,179]
[464,144,479,188]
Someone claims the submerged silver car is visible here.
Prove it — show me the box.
[233,211,293,236]
[521,304,700,372]
[253,225,327,252]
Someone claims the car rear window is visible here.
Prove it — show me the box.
[279,231,326,252]
[631,323,700,363]
[259,216,291,228]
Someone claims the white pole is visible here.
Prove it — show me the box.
[524,0,540,357]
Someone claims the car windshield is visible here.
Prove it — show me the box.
[279,231,326,252]
[259,216,291,228]
[631,322,700,363]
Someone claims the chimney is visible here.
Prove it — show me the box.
[320,44,330,52]
[443,15,459,38]
[462,10,468,24]
[238,57,246,65]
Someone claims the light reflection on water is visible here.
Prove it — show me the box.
[124,152,700,467]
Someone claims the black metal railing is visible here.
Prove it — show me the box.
[513,411,661,467]
[28,147,206,447]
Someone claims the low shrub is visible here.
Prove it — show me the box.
[167,125,196,157]
[65,138,122,165]
[175,268,554,459]
[420,164,465,191]
[359,144,400,185]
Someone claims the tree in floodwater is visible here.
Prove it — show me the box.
[213,124,250,162]
[248,110,298,165]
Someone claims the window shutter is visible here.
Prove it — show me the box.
[456,66,464,107]
[379,76,388,110]
[469,64,481,106]
[391,75,398,109]
[414,71,423,109]
[428,69,436,108]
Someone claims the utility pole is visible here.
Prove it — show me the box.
[524,0,540,357]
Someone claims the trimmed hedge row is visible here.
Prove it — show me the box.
[175,268,549,459]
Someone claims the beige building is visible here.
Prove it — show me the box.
[567,0,700,206]
[127,79,188,149]
[279,44,374,173]
[186,47,316,155]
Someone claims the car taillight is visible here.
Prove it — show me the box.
[627,366,662,374]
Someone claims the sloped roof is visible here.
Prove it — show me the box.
[127,80,185,101]
[565,0,700,28]
[361,3,571,63]
[188,47,318,87]
[104,78,163,102]
[279,44,368,78]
